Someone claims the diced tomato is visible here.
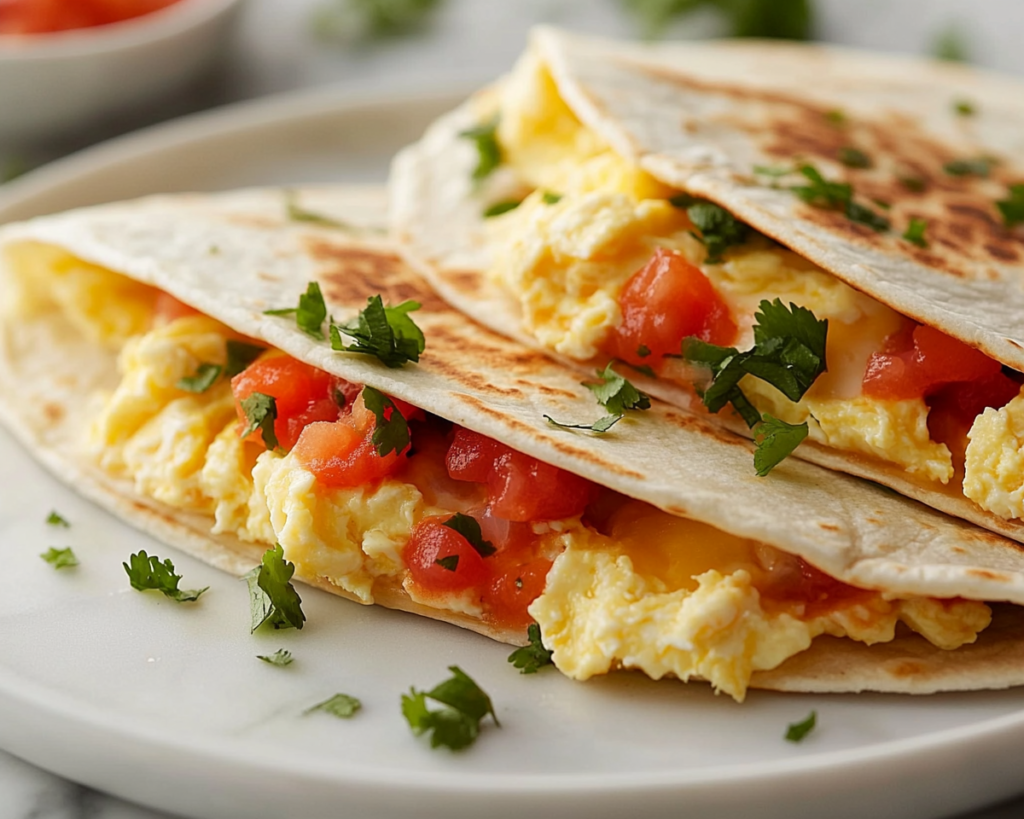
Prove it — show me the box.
[927,371,1022,467]
[153,291,199,325]
[231,354,341,451]
[485,555,552,631]
[758,553,869,615]
[446,427,596,521]
[0,0,179,34]
[604,248,737,367]
[863,322,1003,401]
[403,516,490,593]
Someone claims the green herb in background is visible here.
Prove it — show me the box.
[306,693,362,718]
[257,649,294,667]
[932,24,970,62]
[508,624,554,674]
[785,710,817,742]
[312,0,443,44]
[621,0,813,41]
[41,547,78,570]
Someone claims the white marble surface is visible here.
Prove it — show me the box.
[3,0,1024,816]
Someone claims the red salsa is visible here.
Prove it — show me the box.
[0,0,182,34]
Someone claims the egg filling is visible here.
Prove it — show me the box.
[483,51,1024,516]
[8,245,995,701]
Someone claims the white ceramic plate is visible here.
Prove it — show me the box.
[1,86,1024,819]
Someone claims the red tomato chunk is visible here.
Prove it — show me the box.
[604,248,737,367]
[0,0,181,34]
[403,516,490,593]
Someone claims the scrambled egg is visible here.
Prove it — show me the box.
[964,388,1024,518]
[488,51,956,483]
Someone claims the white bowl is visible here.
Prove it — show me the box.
[0,0,245,144]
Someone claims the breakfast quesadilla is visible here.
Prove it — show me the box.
[391,28,1024,546]
[6,186,1024,702]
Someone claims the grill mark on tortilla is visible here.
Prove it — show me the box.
[439,268,486,297]
[515,379,578,399]
[660,408,752,448]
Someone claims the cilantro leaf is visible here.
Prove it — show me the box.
[176,362,223,393]
[823,109,847,126]
[687,201,750,264]
[40,547,78,569]
[507,624,554,674]
[954,99,976,117]
[622,0,812,41]
[845,201,891,232]
[838,146,872,169]
[245,544,305,632]
[306,693,362,718]
[459,116,502,181]
[636,344,651,358]
[436,555,459,571]
[123,551,207,602]
[544,414,623,434]
[361,386,410,456]
[442,513,495,557]
[753,415,808,477]
[285,191,352,229]
[933,26,969,62]
[311,0,443,44]
[46,510,70,528]
[944,158,991,178]
[225,340,265,377]
[483,200,521,218]
[542,191,562,204]
[903,218,929,248]
[402,666,499,751]
[264,281,328,340]
[785,710,817,742]
[583,362,651,415]
[899,175,927,193]
[257,649,294,667]
[331,295,425,368]
[790,164,889,232]
[241,392,279,451]
[997,184,1024,228]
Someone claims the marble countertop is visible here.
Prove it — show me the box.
[4,0,1024,816]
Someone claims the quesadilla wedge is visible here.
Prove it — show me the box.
[391,28,1024,546]
[6,186,1024,702]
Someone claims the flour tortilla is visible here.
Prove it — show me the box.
[390,29,1024,545]
[6,186,1024,693]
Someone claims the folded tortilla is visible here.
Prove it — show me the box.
[6,186,1024,700]
[391,29,1024,545]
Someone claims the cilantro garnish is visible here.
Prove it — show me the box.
[785,710,817,742]
[996,184,1024,228]
[225,340,265,378]
[459,116,502,181]
[622,0,812,40]
[46,510,70,528]
[264,281,328,340]
[123,551,207,602]
[954,99,976,117]
[687,201,750,264]
[245,544,305,632]
[483,200,521,218]
[285,191,352,229]
[637,344,651,358]
[507,624,554,674]
[667,192,698,209]
[903,218,929,248]
[401,666,499,751]
[257,649,294,667]
[330,295,425,368]
[583,362,651,415]
[241,392,279,451]
[753,164,796,178]
[753,415,808,477]
[933,26,969,62]
[845,200,891,232]
[944,158,991,178]
[838,146,872,169]
[40,547,78,569]
[312,0,443,44]
[361,386,410,456]
[306,693,362,718]
[176,362,223,394]
[899,175,927,193]
[790,164,889,232]
[544,414,623,435]
[823,109,846,126]
[542,191,562,205]
[436,555,459,572]
[442,513,495,557]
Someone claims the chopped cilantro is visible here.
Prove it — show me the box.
[483,200,521,218]
[954,99,976,117]
[241,392,279,451]
[176,362,223,393]
[263,281,328,340]
[544,414,623,434]
[753,415,808,477]
[583,362,651,415]
[46,510,70,528]
[459,116,502,181]
[331,295,425,368]
[285,191,353,229]
[823,109,846,126]
[944,158,991,178]
[753,164,796,178]
[637,344,651,358]
[838,146,872,169]
[996,184,1024,228]
[123,551,207,602]
[933,26,969,62]
[785,710,817,742]
[40,547,78,569]
[507,624,554,674]
[845,200,891,232]
[225,340,265,377]
[361,386,410,456]
[541,191,562,205]
[401,666,499,751]
[442,513,495,557]
[667,192,698,209]
[245,544,305,632]
[790,164,889,232]
[621,0,812,41]
[903,218,929,248]
[687,201,750,264]
[899,175,927,193]
[306,693,362,718]
[257,649,294,667]
[436,555,459,572]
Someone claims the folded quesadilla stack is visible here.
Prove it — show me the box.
[391,28,1024,545]
[6,185,1024,702]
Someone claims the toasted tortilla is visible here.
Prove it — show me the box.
[390,29,1024,545]
[6,186,1024,693]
